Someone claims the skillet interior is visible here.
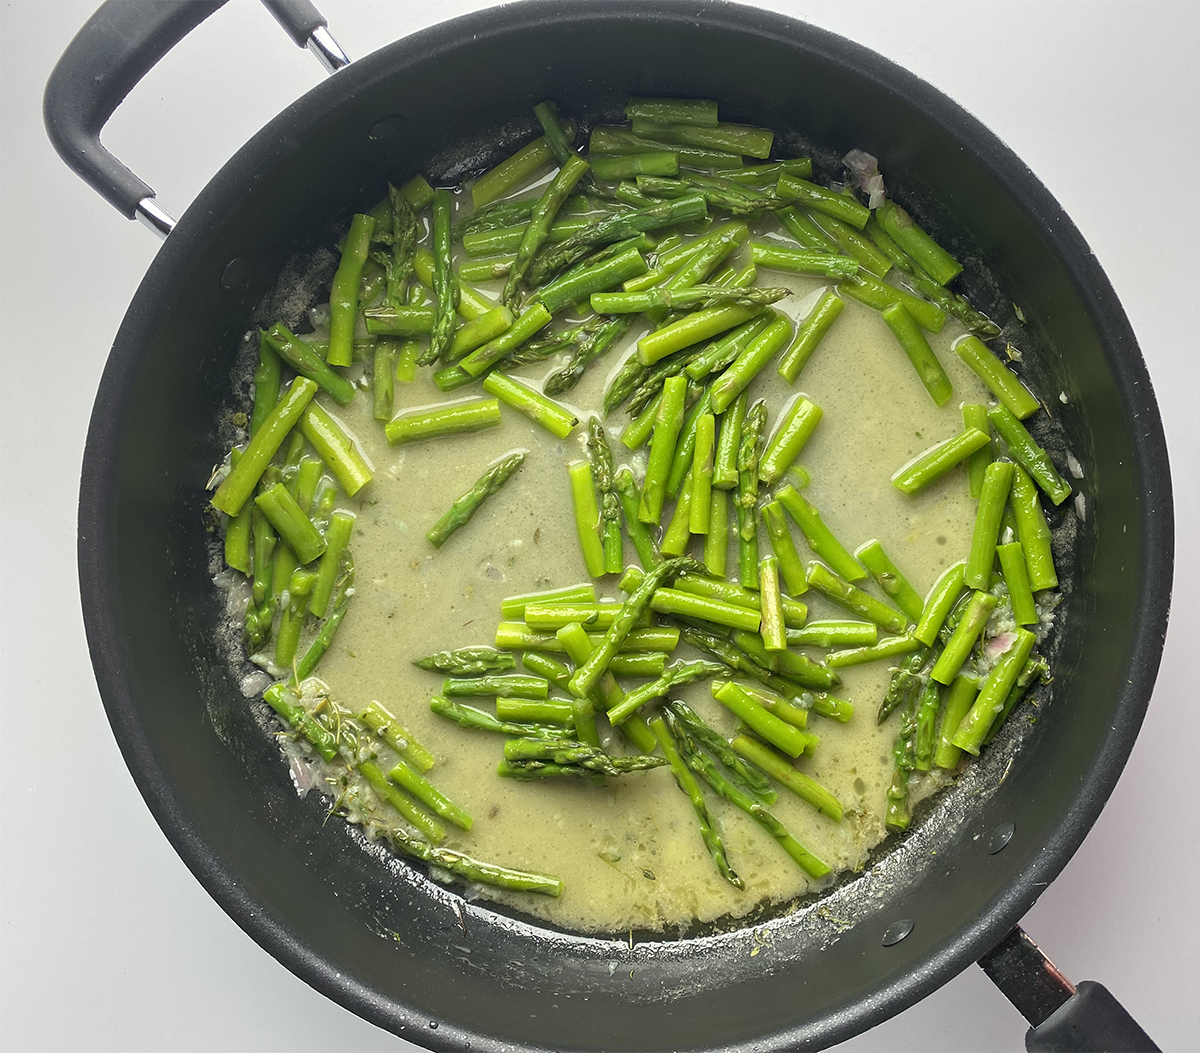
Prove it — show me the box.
[77,3,1172,1050]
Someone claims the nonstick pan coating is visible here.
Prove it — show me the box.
[71,3,1171,1050]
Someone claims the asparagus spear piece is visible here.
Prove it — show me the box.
[839,273,946,333]
[360,700,436,770]
[732,631,839,690]
[982,654,1050,746]
[212,378,318,516]
[255,483,326,564]
[503,154,591,305]
[759,556,787,651]
[734,399,767,588]
[502,737,667,776]
[638,304,760,367]
[1010,465,1058,590]
[776,206,840,253]
[364,305,434,336]
[263,682,338,761]
[956,336,1040,419]
[588,126,742,171]
[532,99,577,164]
[500,583,596,619]
[631,117,773,158]
[789,620,876,648]
[429,695,560,738]
[427,451,525,549]
[664,700,777,802]
[666,710,830,879]
[592,284,788,313]
[613,466,661,569]
[933,674,981,769]
[775,289,845,382]
[495,697,576,724]
[372,339,395,421]
[913,677,944,773]
[951,629,1037,754]
[962,403,993,498]
[294,600,348,681]
[328,213,376,367]
[275,568,317,670]
[308,510,354,619]
[776,485,865,583]
[875,200,962,286]
[749,242,859,280]
[876,645,930,725]
[441,673,549,698]
[567,460,606,577]
[649,715,744,890]
[383,183,419,307]
[388,756,473,831]
[625,97,719,126]
[261,325,355,407]
[592,151,683,182]
[776,175,870,229]
[423,189,459,364]
[855,539,925,621]
[713,680,810,758]
[568,557,705,699]
[536,246,649,314]
[988,405,1072,505]
[473,135,557,208]
[414,647,516,674]
[712,390,746,489]
[690,412,716,534]
[805,561,908,633]
[881,302,953,407]
[729,734,842,821]
[965,461,1014,589]
[381,823,563,897]
[930,590,998,684]
[386,398,501,445]
[359,760,447,844]
[299,401,374,497]
[710,316,793,414]
[704,488,730,576]
[529,194,708,285]
[495,623,678,654]
[884,692,919,831]
[483,373,579,438]
[891,427,991,495]
[585,418,624,573]
[639,376,688,524]
[759,397,822,485]
[249,332,282,437]
[457,303,554,376]
[544,316,638,400]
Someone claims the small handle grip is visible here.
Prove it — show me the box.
[260,0,328,47]
[1026,981,1160,1053]
[43,0,334,223]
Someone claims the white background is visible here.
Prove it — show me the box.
[2,1,1198,1049]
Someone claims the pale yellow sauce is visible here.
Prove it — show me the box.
[299,250,989,934]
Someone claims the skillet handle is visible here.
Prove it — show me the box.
[978,927,1159,1052]
[42,0,347,236]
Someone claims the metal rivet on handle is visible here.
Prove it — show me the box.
[369,115,405,141]
[220,257,250,292]
[988,821,1015,855]
[881,919,913,947]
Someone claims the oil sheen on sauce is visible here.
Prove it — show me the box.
[307,264,988,935]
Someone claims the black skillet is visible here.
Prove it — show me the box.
[46,1,1171,1049]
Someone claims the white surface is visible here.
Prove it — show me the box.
[2,1,1197,1049]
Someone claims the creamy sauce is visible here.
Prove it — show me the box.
[297,255,989,934]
